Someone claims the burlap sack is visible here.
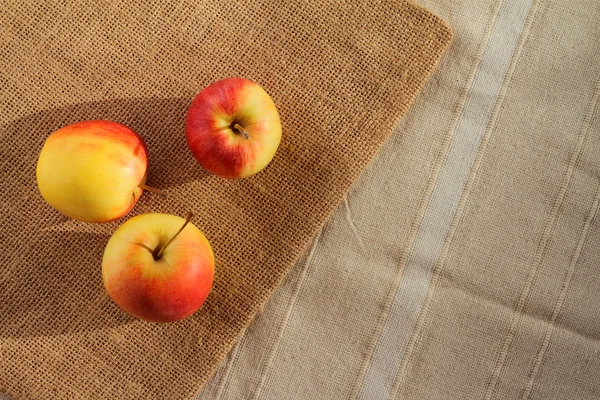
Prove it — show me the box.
[0,0,450,398]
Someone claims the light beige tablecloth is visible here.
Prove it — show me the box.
[197,1,600,399]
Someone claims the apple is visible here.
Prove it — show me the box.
[102,212,215,323]
[36,120,158,223]
[185,77,282,179]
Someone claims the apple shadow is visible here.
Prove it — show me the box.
[0,231,134,338]
[0,97,213,339]
[2,96,210,192]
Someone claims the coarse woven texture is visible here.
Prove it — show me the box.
[0,0,451,399]
[196,0,600,399]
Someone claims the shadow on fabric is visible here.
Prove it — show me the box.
[0,97,211,338]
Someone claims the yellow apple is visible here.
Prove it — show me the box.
[102,213,215,323]
[185,77,282,179]
[36,120,149,223]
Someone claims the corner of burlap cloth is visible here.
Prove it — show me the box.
[0,1,450,398]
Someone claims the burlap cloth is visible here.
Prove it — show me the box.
[0,1,450,398]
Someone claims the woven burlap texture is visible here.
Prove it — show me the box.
[0,1,450,398]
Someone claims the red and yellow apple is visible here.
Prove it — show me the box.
[102,212,215,323]
[36,120,151,223]
[185,77,282,179]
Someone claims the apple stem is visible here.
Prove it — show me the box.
[233,123,250,140]
[153,212,193,260]
[139,184,167,197]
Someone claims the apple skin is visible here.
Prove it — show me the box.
[102,213,215,323]
[36,120,148,223]
[185,77,282,179]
